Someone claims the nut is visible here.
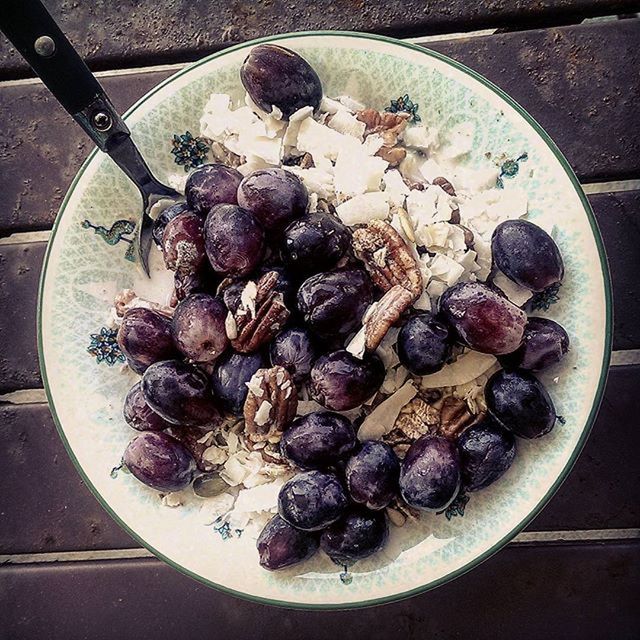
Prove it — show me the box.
[376,145,406,167]
[392,397,441,440]
[438,396,475,439]
[231,271,290,353]
[432,176,456,196]
[352,220,423,298]
[243,366,298,443]
[168,426,217,472]
[209,140,242,167]
[363,285,414,351]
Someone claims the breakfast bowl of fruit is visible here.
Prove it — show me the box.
[38,32,611,608]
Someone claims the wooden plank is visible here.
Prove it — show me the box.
[1,22,639,236]
[0,366,637,554]
[427,19,640,183]
[2,544,639,638]
[0,403,137,554]
[2,2,639,80]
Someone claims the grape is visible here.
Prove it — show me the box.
[320,506,388,566]
[241,44,323,118]
[257,515,320,571]
[278,470,348,531]
[486,369,556,439]
[117,307,177,374]
[173,264,218,303]
[141,360,220,426]
[237,168,308,232]
[458,418,516,491]
[123,382,171,432]
[345,441,400,510]
[270,327,317,383]
[152,202,189,247]
[399,435,461,511]
[282,212,351,274]
[309,350,385,411]
[162,211,206,275]
[280,411,356,470]
[499,317,570,371]
[297,270,373,338]
[123,431,196,492]
[492,220,564,292]
[204,204,265,277]
[211,351,267,415]
[172,293,229,363]
[397,312,453,375]
[439,281,527,355]
[185,164,242,215]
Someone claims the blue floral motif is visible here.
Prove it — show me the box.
[385,94,421,123]
[212,518,244,541]
[439,491,470,520]
[496,152,528,189]
[529,282,562,311]
[87,327,125,366]
[171,131,210,171]
[81,219,136,262]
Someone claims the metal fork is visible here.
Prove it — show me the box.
[0,0,181,275]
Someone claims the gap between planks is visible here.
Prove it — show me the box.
[1,528,638,566]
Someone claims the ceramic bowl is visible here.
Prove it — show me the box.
[38,31,611,608]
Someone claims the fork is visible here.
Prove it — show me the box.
[0,0,181,275]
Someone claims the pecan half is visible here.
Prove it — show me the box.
[231,271,290,353]
[438,396,475,439]
[432,176,456,197]
[352,220,423,299]
[376,145,406,167]
[362,285,414,351]
[392,397,441,441]
[243,366,298,443]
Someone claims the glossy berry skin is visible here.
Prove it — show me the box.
[237,168,308,232]
[458,418,516,491]
[162,211,206,275]
[211,351,267,415]
[492,219,564,292]
[297,270,374,338]
[439,281,527,355]
[499,317,570,371]
[281,411,357,470]
[240,44,323,118]
[141,360,220,427]
[345,441,400,510]
[123,382,172,432]
[204,204,265,277]
[397,312,453,375]
[282,212,351,274]
[399,435,461,511]
[173,264,218,303]
[117,307,177,374]
[270,327,317,383]
[185,164,243,215]
[257,515,320,571]
[171,293,229,363]
[486,369,556,439]
[123,431,196,492]
[152,202,189,247]
[278,470,348,531]
[320,506,388,566]
[309,350,385,411]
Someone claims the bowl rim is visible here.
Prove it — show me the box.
[37,29,613,610]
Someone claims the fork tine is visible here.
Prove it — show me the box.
[137,212,154,276]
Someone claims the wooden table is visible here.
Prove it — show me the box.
[1,2,639,637]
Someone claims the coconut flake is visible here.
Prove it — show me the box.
[161,493,183,508]
[493,270,533,307]
[429,254,466,287]
[202,445,228,466]
[282,105,314,148]
[254,401,273,426]
[225,312,238,340]
[383,169,410,208]
[334,148,388,197]
[240,281,258,318]
[233,477,287,514]
[421,351,497,388]
[335,95,366,112]
[346,326,367,359]
[327,109,366,140]
[358,381,417,441]
[336,192,390,226]
[285,166,335,200]
[402,124,440,151]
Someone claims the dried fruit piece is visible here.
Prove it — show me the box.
[243,366,298,443]
[231,271,290,353]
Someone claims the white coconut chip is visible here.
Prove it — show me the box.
[327,109,366,140]
[336,192,390,225]
[357,381,417,441]
[225,312,238,340]
[493,270,533,307]
[421,351,497,388]
[346,326,367,359]
[202,445,228,466]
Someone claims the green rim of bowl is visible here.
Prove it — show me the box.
[37,29,613,610]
